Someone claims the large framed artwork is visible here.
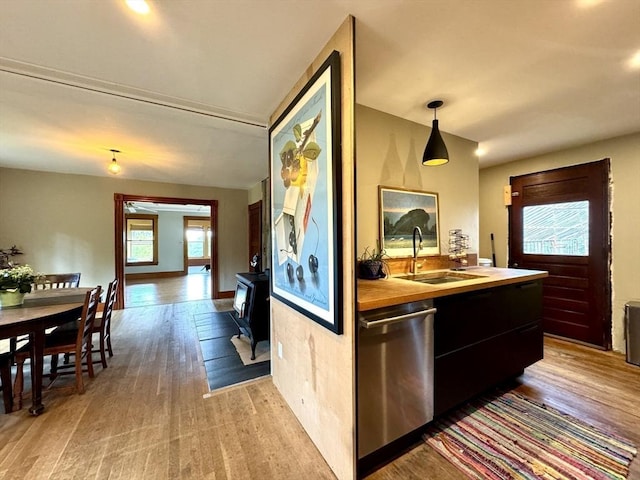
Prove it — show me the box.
[269,50,342,334]
[379,186,440,258]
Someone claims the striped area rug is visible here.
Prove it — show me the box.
[425,391,637,479]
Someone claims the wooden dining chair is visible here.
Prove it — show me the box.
[32,272,81,290]
[12,285,101,411]
[92,278,118,368]
[0,352,13,413]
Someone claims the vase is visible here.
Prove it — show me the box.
[0,290,25,309]
[358,260,386,280]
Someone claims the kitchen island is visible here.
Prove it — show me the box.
[356,266,548,472]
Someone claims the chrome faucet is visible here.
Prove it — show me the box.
[411,226,423,273]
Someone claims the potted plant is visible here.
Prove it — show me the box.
[358,246,389,280]
[0,264,37,308]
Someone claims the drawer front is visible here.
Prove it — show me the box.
[435,288,507,356]
[508,280,543,329]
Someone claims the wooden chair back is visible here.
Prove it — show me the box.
[93,278,118,368]
[76,286,102,367]
[33,273,81,290]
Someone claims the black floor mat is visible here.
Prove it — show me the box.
[194,311,270,391]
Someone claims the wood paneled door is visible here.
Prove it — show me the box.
[508,159,611,348]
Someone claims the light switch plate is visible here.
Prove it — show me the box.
[503,185,512,206]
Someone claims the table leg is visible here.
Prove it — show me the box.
[28,330,45,415]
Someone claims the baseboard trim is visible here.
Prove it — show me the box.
[125,271,186,280]
[218,290,234,299]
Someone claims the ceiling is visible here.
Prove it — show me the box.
[1,0,638,190]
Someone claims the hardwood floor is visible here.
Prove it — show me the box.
[0,299,638,479]
[125,268,212,307]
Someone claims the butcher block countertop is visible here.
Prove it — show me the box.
[357,267,548,311]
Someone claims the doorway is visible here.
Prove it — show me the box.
[248,200,262,270]
[508,159,610,348]
[114,194,219,309]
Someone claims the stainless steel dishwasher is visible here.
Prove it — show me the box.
[357,299,436,459]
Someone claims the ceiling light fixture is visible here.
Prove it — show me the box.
[422,100,449,166]
[126,0,150,15]
[108,149,122,175]
[628,50,640,70]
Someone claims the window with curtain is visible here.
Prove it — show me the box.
[126,214,159,265]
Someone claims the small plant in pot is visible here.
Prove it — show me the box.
[358,246,389,280]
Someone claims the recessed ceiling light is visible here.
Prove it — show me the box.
[126,0,150,15]
[475,147,486,157]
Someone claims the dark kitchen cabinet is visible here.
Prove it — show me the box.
[434,280,543,416]
[231,272,270,360]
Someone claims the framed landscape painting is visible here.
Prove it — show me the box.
[379,186,440,258]
[269,50,343,334]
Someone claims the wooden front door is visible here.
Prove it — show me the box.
[508,159,610,348]
[248,201,262,270]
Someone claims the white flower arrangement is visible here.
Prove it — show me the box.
[0,264,37,293]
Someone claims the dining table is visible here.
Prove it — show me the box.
[0,287,92,415]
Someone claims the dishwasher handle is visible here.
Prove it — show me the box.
[359,308,437,329]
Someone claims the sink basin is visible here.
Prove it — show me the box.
[395,271,485,285]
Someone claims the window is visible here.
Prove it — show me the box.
[185,218,211,259]
[126,214,158,265]
[523,201,589,256]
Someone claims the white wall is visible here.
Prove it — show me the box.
[479,132,640,352]
[356,104,480,257]
[0,167,248,293]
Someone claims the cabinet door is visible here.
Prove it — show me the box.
[434,288,507,357]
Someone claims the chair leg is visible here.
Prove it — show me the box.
[50,354,59,380]
[1,362,13,414]
[86,350,95,379]
[106,333,113,357]
[13,357,25,411]
[75,353,85,394]
[99,333,108,368]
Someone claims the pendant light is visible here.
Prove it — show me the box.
[108,149,122,175]
[422,100,449,166]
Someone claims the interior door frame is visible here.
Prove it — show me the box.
[248,200,262,269]
[114,193,219,309]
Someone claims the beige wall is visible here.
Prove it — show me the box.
[356,104,480,258]
[0,167,248,293]
[269,17,356,480]
[479,132,640,352]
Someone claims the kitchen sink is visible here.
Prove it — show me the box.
[395,271,485,285]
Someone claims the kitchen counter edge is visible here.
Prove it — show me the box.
[357,267,548,311]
